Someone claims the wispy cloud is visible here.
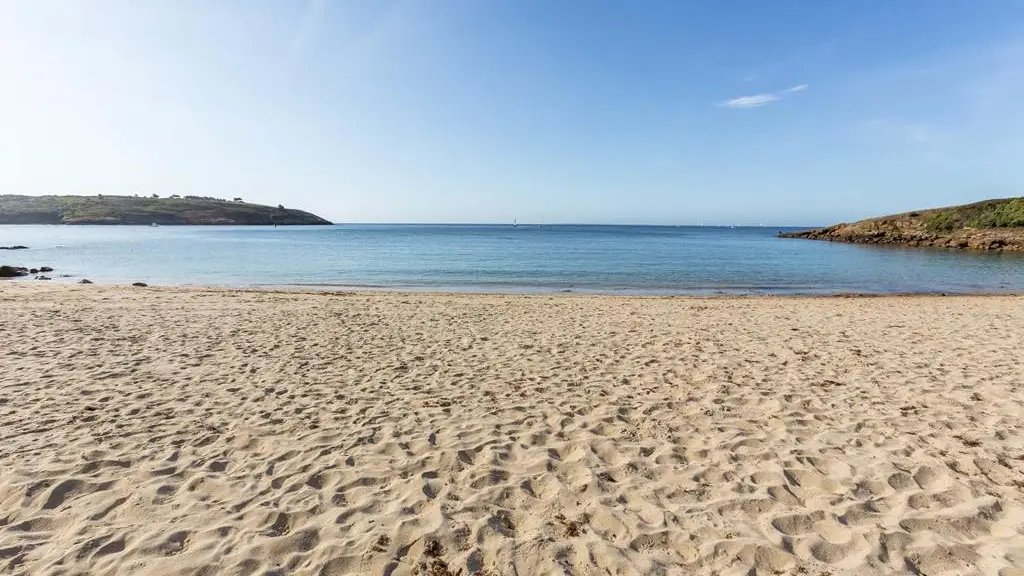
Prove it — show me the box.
[719,93,781,109]
[717,84,808,109]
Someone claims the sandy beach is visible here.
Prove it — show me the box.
[1,284,1023,575]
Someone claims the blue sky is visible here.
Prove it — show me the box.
[1,1,1023,224]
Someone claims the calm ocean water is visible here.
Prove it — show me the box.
[2,224,1023,294]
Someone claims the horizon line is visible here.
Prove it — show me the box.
[326,222,816,228]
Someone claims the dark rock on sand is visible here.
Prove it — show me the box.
[79,279,94,284]
[132,282,148,287]
[29,268,39,274]
[40,266,53,273]
[35,275,51,281]
[0,265,29,277]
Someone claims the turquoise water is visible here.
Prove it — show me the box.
[2,224,1023,294]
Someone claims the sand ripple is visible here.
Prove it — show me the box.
[2,285,1024,575]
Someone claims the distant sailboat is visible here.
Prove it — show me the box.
[513,219,518,228]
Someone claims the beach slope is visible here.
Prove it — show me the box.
[1,285,1023,575]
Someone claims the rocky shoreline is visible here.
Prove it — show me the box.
[1,265,53,279]
[0,266,122,284]
[781,197,1024,251]
[781,226,1024,251]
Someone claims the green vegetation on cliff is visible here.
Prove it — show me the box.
[0,195,332,225]
[781,197,1024,251]
[924,198,1024,231]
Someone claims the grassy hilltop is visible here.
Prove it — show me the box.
[781,197,1024,251]
[0,195,332,225]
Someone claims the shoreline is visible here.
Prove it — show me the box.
[4,280,1024,299]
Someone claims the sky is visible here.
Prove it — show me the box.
[1,1,1023,225]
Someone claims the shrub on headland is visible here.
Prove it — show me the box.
[925,211,958,231]
[966,198,1024,228]
[923,199,1024,232]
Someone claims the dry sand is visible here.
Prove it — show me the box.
[2,284,1024,575]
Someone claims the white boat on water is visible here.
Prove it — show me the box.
[150,223,160,227]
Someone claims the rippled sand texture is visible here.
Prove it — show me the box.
[2,285,1024,575]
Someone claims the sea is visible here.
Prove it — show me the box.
[2,224,1023,295]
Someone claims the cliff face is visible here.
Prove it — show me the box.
[0,195,332,225]
[781,198,1024,251]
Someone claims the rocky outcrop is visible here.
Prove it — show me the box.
[1,264,60,279]
[0,245,29,250]
[0,266,29,278]
[782,198,1024,251]
[782,226,1024,251]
